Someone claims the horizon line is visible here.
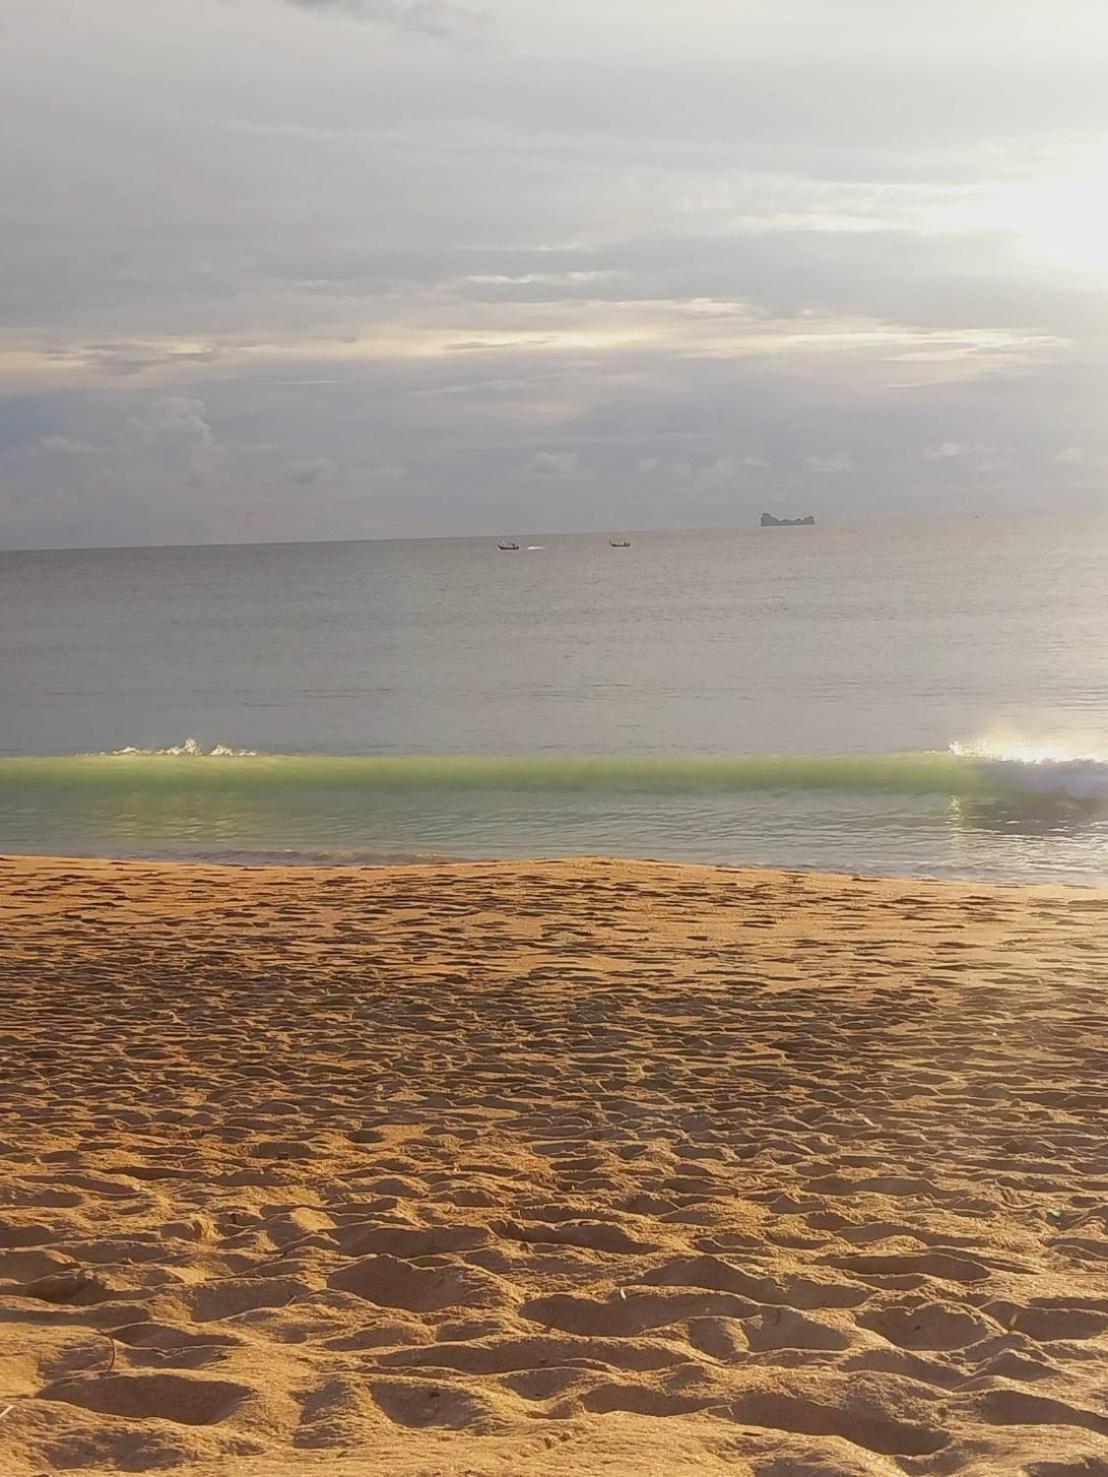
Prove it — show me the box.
[0,506,1063,557]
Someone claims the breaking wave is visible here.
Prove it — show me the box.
[949,739,1108,802]
[0,745,1105,800]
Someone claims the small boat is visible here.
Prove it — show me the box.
[609,538,631,548]
[497,540,520,551]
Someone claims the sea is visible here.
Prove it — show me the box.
[3,512,1108,883]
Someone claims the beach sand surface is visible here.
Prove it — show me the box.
[1,854,1106,1476]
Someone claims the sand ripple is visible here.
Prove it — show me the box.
[1,856,1106,1475]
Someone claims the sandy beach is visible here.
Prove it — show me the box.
[1,853,1106,1476]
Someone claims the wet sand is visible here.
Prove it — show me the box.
[1,854,1107,1476]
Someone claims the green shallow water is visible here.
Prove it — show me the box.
[0,750,989,796]
[1,749,1106,883]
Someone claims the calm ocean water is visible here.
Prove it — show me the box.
[2,514,1108,881]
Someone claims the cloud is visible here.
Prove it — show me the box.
[924,440,970,459]
[120,396,213,449]
[525,450,579,479]
[923,440,998,462]
[700,455,736,479]
[1056,445,1085,464]
[118,398,224,487]
[6,0,1108,544]
[805,452,853,474]
[35,435,95,454]
[977,452,1013,473]
[287,456,337,485]
[283,0,485,36]
[0,395,233,547]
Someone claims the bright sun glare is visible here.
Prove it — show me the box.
[951,736,1108,764]
[1007,149,1108,282]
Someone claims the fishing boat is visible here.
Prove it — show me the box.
[497,540,520,550]
[609,538,631,548]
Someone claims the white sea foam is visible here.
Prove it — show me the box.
[951,737,1108,800]
[108,738,257,757]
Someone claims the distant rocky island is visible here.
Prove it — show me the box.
[761,512,815,526]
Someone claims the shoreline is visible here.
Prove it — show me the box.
[3,848,1107,889]
[3,854,1107,1474]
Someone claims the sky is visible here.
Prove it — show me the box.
[2,0,1108,548]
